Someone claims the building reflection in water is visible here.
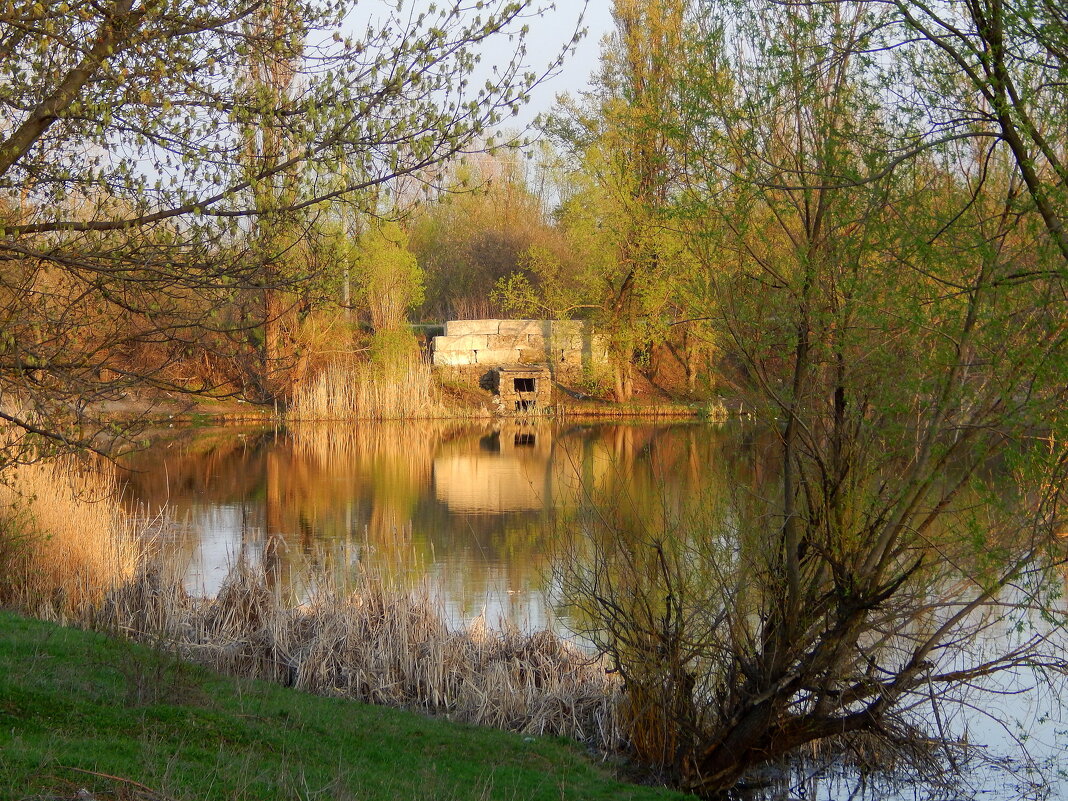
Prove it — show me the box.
[433,424,554,513]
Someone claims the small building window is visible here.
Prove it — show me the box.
[514,377,535,393]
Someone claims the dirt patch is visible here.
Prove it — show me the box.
[88,389,272,425]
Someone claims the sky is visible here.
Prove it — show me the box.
[352,1,616,128]
[511,1,615,123]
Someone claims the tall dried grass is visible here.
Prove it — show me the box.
[94,562,623,749]
[289,358,459,421]
[0,457,142,615]
[0,436,625,752]
[554,401,723,420]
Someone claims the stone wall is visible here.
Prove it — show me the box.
[492,366,552,414]
[432,319,606,373]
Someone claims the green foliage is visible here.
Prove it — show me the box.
[492,271,542,317]
[0,502,34,598]
[886,0,1068,264]
[410,149,568,320]
[538,1,694,400]
[355,221,425,332]
[490,244,596,318]
[306,218,361,302]
[369,328,420,367]
[555,0,1068,795]
[0,0,569,449]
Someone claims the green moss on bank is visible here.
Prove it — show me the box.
[0,612,683,801]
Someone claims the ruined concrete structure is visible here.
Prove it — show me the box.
[431,319,605,370]
[491,365,552,413]
[432,319,607,415]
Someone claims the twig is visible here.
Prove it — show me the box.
[58,766,177,801]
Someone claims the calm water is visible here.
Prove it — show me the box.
[119,419,735,630]
[117,419,1068,799]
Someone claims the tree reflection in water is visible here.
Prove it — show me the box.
[119,421,1068,797]
[118,420,725,628]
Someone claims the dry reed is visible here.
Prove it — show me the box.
[554,400,725,421]
[0,440,625,753]
[0,457,141,615]
[289,358,461,421]
[94,562,623,749]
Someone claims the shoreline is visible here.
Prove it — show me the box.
[89,390,730,428]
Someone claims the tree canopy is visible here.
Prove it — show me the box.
[0,0,573,456]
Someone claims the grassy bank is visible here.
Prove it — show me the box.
[0,611,685,801]
[0,457,622,754]
[0,437,659,773]
[0,439,699,798]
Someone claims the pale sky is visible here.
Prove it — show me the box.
[351,1,615,127]
[513,1,614,122]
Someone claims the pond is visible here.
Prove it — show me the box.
[117,419,1068,800]
[119,419,737,631]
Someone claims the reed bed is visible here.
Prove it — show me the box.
[94,563,624,750]
[0,426,622,755]
[0,457,142,615]
[290,358,461,421]
[554,399,727,421]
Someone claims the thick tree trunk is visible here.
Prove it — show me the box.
[612,356,635,402]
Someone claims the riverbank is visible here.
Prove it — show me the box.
[0,610,685,801]
[84,392,718,430]
[89,383,726,427]
[0,420,737,795]
[81,342,725,427]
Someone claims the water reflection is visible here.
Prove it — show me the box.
[434,425,553,513]
[117,420,1068,798]
[119,420,730,629]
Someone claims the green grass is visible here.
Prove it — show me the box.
[0,612,685,801]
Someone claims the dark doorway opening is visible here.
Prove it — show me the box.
[514,377,535,393]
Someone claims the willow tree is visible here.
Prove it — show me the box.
[0,0,572,458]
[354,220,423,334]
[610,0,690,400]
[882,0,1068,267]
[562,0,1068,796]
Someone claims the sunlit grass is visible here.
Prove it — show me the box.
[0,452,627,753]
[0,610,685,801]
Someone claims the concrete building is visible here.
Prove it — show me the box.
[491,365,552,413]
[431,319,606,372]
[431,318,608,415]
